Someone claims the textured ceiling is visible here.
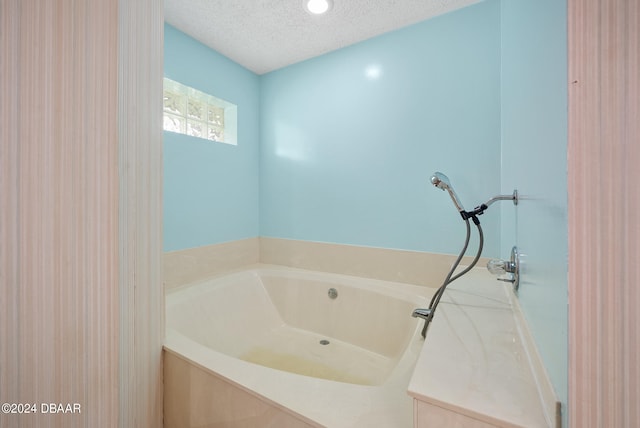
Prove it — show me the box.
[164,0,481,75]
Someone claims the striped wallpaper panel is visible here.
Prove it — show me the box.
[1,1,119,426]
[568,0,640,426]
[118,0,164,426]
[0,1,163,427]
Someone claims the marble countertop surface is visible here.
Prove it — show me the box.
[407,267,556,427]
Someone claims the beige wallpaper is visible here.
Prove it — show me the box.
[0,1,120,426]
[0,1,163,426]
[568,0,640,426]
[118,0,164,426]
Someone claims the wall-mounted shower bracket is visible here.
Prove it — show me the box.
[484,189,518,207]
[460,189,519,222]
[487,246,520,292]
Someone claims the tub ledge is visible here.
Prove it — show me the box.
[407,268,561,428]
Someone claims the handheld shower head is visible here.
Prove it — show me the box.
[430,172,451,190]
[431,172,465,212]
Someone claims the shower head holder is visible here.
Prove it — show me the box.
[430,171,518,225]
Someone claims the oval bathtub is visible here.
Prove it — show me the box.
[164,265,434,428]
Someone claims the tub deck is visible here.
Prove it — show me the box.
[408,267,560,427]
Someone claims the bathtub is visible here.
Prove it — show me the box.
[164,264,434,427]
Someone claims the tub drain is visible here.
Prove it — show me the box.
[319,339,330,345]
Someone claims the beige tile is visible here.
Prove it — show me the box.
[259,237,488,287]
[164,238,260,290]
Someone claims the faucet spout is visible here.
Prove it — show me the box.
[412,308,431,320]
[412,308,432,339]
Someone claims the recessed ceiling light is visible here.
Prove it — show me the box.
[305,0,333,15]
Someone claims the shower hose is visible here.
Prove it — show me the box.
[420,216,484,338]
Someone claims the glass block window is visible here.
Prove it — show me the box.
[163,78,237,145]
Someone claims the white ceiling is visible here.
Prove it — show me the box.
[164,0,481,75]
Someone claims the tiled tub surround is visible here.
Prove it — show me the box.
[163,238,260,289]
[163,237,487,290]
[163,240,558,427]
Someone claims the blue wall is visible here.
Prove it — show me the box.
[260,1,502,256]
[501,0,568,422]
[163,24,260,251]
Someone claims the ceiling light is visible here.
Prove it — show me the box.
[305,0,333,15]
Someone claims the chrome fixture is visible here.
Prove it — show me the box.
[412,172,520,339]
[430,172,465,213]
[487,246,520,292]
[430,172,518,222]
[483,190,519,207]
[412,308,433,339]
